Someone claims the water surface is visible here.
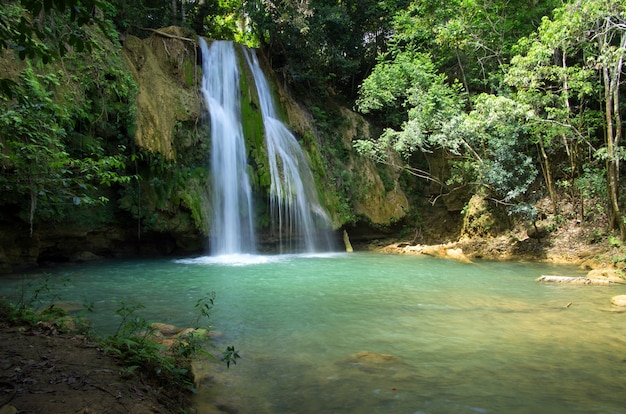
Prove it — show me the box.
[2,253,625,413]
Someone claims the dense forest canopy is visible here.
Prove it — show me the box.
[0,0,625,250]
[352,0,626,240]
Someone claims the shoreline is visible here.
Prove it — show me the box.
[364,234,621,271]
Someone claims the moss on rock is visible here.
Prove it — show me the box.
[123,28,200,159]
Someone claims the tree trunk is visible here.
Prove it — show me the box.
[455,46,471,104]
[597,16,626,240]
[602,62,625,240]
[537,140,557,215]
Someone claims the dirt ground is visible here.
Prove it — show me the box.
[0,325,189,414]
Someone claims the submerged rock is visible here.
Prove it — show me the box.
[346,351,399,365]
[150,322,184,336]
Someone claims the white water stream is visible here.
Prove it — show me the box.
[201,38,335,255]
[243,49,335,253]
[200,39,256,255]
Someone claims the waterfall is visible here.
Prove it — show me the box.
[199,38,335,255]
[243,49,336,253]
[199,38,256,255]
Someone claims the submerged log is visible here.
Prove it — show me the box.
[536,275,611,285]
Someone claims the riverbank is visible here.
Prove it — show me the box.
[0,325,191,414]
[366,224,623,272]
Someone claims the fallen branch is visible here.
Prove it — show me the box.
[132,26,196,43]
[536,275,611,285]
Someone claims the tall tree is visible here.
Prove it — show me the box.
[245,0,410,98]
[589,0,626,239]
[437,0,560,94]
[505,14,598,216]
[506,0,626,238]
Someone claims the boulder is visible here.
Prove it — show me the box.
[586,268,625,283]
[150,322,184,336]
[610,295,626,307]
[420,245,473,263]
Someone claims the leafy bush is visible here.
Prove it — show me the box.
[0,278,239,398]
[435,95,537,206]
[102,294,240,392]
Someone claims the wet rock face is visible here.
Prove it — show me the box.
[0,221,202,273]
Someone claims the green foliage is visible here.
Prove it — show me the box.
[192,292,215,328]
[0,275,92,335]
[0,2,138,234]
[0,299,83,333]
[185,0,251,43]
[391,0,460,55]
[107,0,172,35]
[357,51,436,128]
[103,294,240,392]
[10,274,62,313]
[436,0,560,93]
[0,278,239,400]
[221,345,240,368]
[608,235,622,249]
[575,166,606,200]
[0,63,134,232]
[1,0,104,63]
[104,306,196,389]
[354,48,464,188]
[436,95,538,205]
[504,0,625,235]
[0,1,129,100]
[356,49,465,150]
[505,7,601,185]
[118,150,210,235]
[246,0,410,98]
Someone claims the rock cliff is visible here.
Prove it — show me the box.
[0,26,411,272]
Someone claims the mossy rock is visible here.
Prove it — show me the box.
[461,194,508,238]
[123,29,201,159]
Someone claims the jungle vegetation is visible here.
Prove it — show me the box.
[1,0,625,245]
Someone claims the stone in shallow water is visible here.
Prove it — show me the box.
[586,268,625,283]
[610,295,626,307]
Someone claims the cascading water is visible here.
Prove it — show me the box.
[200,38,335,255]
[199,39,256,256]
[243,49,336,253]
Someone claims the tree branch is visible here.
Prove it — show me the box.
[131,26,197,43]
